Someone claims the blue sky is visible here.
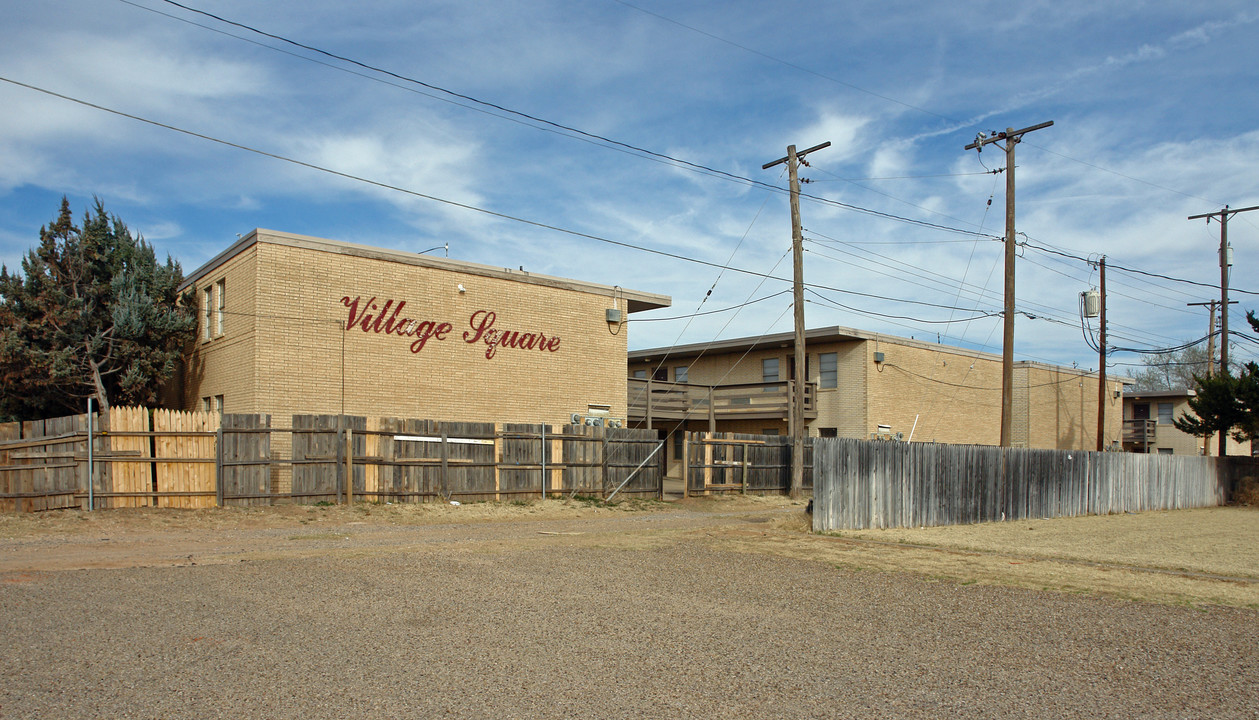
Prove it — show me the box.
[2,0,1258,374]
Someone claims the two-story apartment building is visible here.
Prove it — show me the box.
[629,326,1123,476]
[178,229,671,425]
[1122,389,1252,456]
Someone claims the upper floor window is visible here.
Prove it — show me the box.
[674,366,688,384]
[1157,402,1174,425]
[819,352,838,388]
[632,369,647,379]
[215,279,225,336]
[202,287,213,341]
[762,357,779,383]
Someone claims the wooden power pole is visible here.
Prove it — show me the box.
[1096,256,1107,451]
[965,121,1053,447]
[764,141,829,499]
[1188,204,1259,456]
[1187,299,1233,455]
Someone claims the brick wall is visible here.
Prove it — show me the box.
[182,246,258,413]
[183,233,645,428]
[629,331,1122,451]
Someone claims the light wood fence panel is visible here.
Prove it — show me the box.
[154,409,218,509]
[105,406,151,508]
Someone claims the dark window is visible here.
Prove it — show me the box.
[1157,403,1174,425]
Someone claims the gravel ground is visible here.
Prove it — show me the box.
[1,509,1256,719]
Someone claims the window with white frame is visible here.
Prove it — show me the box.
[215,279,225,337]
[819,352,837,389]
[202,287,213,340]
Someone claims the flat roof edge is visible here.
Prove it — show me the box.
[179,229,671,312]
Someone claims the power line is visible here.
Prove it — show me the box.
[613,0,1229,208]
[630,291,791,322]
[1020,237,1259,297]
[133,0,1001,243]
[805,289,998,325]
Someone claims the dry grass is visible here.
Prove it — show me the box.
[705,505,1259,608]
[839,507,1259,579]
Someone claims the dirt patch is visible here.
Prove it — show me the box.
[0,496,1255,608]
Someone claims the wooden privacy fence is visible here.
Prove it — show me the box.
[812,437,1252,531]
[290,416,662,504]
[0,409,663,511]
[683,431,812,496]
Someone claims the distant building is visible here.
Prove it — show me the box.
[1122,389,1251,456]
[628,326,1123,477]
[177,229,670,425]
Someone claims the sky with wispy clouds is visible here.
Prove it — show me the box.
[2,0,1258,375]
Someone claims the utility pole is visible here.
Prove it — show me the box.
[764,141,829,499]
[1186,300,1236,379]
[1187,204,1259,456]
[1096,256,1107,452]
[965,121,1053,447]
[1187,299,1235,455]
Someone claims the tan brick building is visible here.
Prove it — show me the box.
[178,230,670,425]
[1122,390,1252,456]
[629,327,1124,475]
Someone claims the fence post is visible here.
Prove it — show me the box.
[601,431,609,498]
[345,427,354,505]
[493,422,502,502]
[703,433,713,493]
[215,426,224,508]
[646,378,653,431]
[440,431,449,500]
[540,424,547,498]
[335,427,345,505]
[552,430,563,497]
[658,432,666,500]
[681,431,690,499]
[742,442,749,494]
[84,399,94,511]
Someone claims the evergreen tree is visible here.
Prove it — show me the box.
[1173,312,1259,451]
[0,198,196,420]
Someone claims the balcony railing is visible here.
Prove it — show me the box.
[1123,419,1157,445]
[627,378,817,425]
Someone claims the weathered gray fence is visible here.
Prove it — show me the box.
[684,431,812,495]
[813,437,1251,531]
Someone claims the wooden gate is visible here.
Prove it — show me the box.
[684,431,811,495]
